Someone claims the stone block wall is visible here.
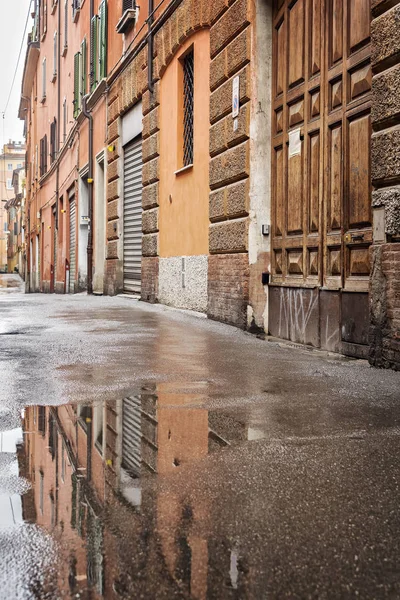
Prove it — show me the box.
[208,0,252,328]
[369,0,400,370]
[104,0,254,326]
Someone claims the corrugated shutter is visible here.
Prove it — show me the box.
[69,199,76,293]
[122,396,142,477]
[123,136,143,294]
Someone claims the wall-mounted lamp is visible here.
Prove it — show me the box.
[87,178,94,184]
[61,209,66,213]
[108,144,115,152]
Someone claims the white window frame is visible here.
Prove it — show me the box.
[52,31,58,81]
[42,58,47,102]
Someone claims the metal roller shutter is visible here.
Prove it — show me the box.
[123,136,143,294]
[69,199,76,294]
[122,396,142,477]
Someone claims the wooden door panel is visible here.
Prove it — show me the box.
[347,113,371,228]
[274,146,285,237]
[330,0,343,65]
[349,0,370,51]
[276,20,285,97]
[328,124,342,231]
[308,132,320,233]
[310,0,322,76]
[288,0,305,88]
[287,151,303,234]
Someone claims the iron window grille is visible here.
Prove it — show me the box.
[183,49,194,167]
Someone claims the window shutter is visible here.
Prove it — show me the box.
[43,0,47,35]
[44,134,48,173]
[73,52,80,117]
[64,0,68,48]
[99,0,108,80]
[90,15,98,92]
[42,58,46,100]
[53,31,57,77]
[81,38,87,96]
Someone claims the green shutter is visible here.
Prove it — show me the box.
[73,52,80,118]
[99,0,108,80]
[81,38,87,96]
[90,15,98,92]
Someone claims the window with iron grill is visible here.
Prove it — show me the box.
[183,50,194,167]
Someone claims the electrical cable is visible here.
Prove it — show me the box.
[2,0,33,118]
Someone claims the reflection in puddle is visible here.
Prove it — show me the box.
[17,386,261,598]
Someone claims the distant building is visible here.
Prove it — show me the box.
[5,167,26,276]
[0,141,25,272]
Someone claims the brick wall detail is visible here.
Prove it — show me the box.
[208,253,249,328]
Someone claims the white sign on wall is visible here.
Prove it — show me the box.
[232,76,240,118]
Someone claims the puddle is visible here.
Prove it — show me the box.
[5,383,400,598]
[4,387,270,599]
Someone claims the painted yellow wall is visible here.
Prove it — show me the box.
[159,29,210,258]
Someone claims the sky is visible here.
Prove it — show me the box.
[0,0,32,150]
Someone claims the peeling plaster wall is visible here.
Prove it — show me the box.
[248,0,273,332]
[158,255,208,313]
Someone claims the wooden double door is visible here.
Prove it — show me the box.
[270,0,372,355]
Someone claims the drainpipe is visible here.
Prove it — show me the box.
[148,0,154,93]
[55,0,61,259]
[82,95,94,295]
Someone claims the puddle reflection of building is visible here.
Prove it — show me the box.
[22,394,250,598]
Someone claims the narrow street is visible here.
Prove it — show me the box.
[0,273,399,598]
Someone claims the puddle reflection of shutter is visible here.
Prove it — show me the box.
[122,396,142,477]
[123,136,143,294]
[69,198,76,293]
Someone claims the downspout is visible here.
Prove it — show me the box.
[82,96,94,295]
[148,0,154,93]
[81,0,95,295]
[55,0,61,269]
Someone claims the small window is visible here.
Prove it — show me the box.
[63,0,68,51]
[53,31,58,80]
[42,58,47,101]
[17,163,22,169]
[72,0,80,21]
[39,135,48,176]
[50,118,57,163]
[7,163,12,171]
[41,0,48,39]
[182,49,194,167]
[6,179,12,189]
[63,97,68,141]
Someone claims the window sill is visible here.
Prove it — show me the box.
[175,164,193,176]
[116,9,137,34]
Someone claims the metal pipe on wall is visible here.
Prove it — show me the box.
[148,0,154,93]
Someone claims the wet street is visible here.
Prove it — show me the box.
[1,273,400,599]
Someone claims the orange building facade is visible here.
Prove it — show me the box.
[19,0,400,368]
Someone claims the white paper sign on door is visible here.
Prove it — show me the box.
[289,128,302,157]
